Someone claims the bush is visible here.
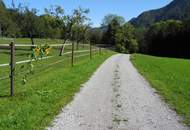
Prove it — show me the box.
[115,43,127,53]
[128,39,138,53]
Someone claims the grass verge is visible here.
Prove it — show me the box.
[131,54,190,126]
[0,51,115,130]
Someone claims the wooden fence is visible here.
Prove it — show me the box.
[0,42,102,97]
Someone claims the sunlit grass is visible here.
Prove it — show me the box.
[131,54,190,126]
[0,49,115,130]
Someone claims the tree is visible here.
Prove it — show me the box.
[59,7,90,55]
[101,18,121,46]
[0,1,19,37]
[19,7,42,47]
[71,7,90,49]
[45,5,64,19]
[115,23,138,53]
[43,5,65,39]
[144,20,185,57]
[88,27,103,45]
[134,27,147,53]
[77,24,91,48]
[0,0,5,8]
[101,14,125,30]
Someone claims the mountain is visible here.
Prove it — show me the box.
[130,0,190,27]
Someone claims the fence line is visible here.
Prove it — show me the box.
[0,49,97,81]
[0,41,103,96]
[0,43,72,47]
[0,49,92,67]
[0,56,54,67]
[74,50,90,53]
[75,53,90,58]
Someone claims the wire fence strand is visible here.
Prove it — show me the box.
[0,43,103,96]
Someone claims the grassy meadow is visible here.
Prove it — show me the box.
[0,38,115,129]
[131,54,190,125]
[0,38,97,79]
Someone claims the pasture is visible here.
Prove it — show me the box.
[0,38,115,129]
[131,54,190,125]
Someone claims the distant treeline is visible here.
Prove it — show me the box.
[0,0,93,47]
[1,0,190,58]
[96,14,190,58]
[138,19,190,58]
[93,14,190,58]
[0,1,62,38]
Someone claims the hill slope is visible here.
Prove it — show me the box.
[130,0,190,27]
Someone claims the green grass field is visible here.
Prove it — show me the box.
[131,54,190,125]
[0,38,114,129]
[0,38,96,78]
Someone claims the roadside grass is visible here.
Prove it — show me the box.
[131,54,190,126]
[0,50,115,130]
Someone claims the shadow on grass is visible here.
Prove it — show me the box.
[0,95,12,99]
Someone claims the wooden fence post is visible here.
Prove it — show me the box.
[71,42,74,67]
[30,36,35,50]
[90,42,92,59]
[10,42,15,97]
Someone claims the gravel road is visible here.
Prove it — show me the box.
[47,54,189,130]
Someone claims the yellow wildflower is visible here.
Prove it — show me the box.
[45,48,50,55]
[35,47,40,54]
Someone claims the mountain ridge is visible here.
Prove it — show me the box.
[130,0,190,27]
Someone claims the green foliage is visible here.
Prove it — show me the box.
[148,20,183,37]
[115,43,126,53]
[0,2,20,37]
[115,23,138,53]
[0,2,91,45]
[141,19,190,57]
[20,44,51,84]
[133,27,147,53]
[70,7,91,48]
[128,38,138,53]
[100,15,139,53]
[0,0,5,8]
[101,18,121,46]
[131,54,190,125]
[88,28,103,45]
[101,14,125,28]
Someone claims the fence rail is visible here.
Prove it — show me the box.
[0,42,103,96]
[0,43,72,47]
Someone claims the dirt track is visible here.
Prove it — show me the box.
[47,54,189,130]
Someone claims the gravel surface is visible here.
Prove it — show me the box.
[47,54,189,130]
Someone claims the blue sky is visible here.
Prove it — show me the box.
[5,0,173,27]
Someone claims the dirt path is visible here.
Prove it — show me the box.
[47,54,189,130]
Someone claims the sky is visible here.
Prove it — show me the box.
[4,0,173,27]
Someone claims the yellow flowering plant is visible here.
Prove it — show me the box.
[20,44,51,84]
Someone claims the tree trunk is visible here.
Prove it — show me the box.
[59,39,67,56]
[76,40,79,50]
[30,34,35,50]
[82,39,85,48]
[0,24,2,37]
